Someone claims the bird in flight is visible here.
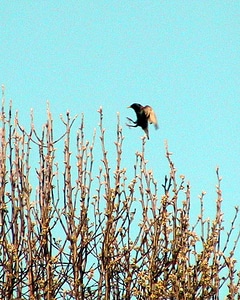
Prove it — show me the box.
[126,103,158,139]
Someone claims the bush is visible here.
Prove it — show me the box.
[0,92,239,299]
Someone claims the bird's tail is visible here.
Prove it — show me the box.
[144,128,149,139]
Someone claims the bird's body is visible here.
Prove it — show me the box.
[126,103,158,139]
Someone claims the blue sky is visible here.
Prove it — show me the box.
[1,0,240,289]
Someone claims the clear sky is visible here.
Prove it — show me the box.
[1,0,240,291]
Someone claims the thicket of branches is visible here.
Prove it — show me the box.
[0,91,239,299]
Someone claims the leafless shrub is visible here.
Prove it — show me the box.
[0,88,239,299]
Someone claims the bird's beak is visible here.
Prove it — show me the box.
[127,106,130,108]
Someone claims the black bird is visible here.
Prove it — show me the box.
[126,103,158,139]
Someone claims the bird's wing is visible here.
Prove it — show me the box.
[143,106,159,129]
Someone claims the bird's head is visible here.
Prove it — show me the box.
[128,103,143,112]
